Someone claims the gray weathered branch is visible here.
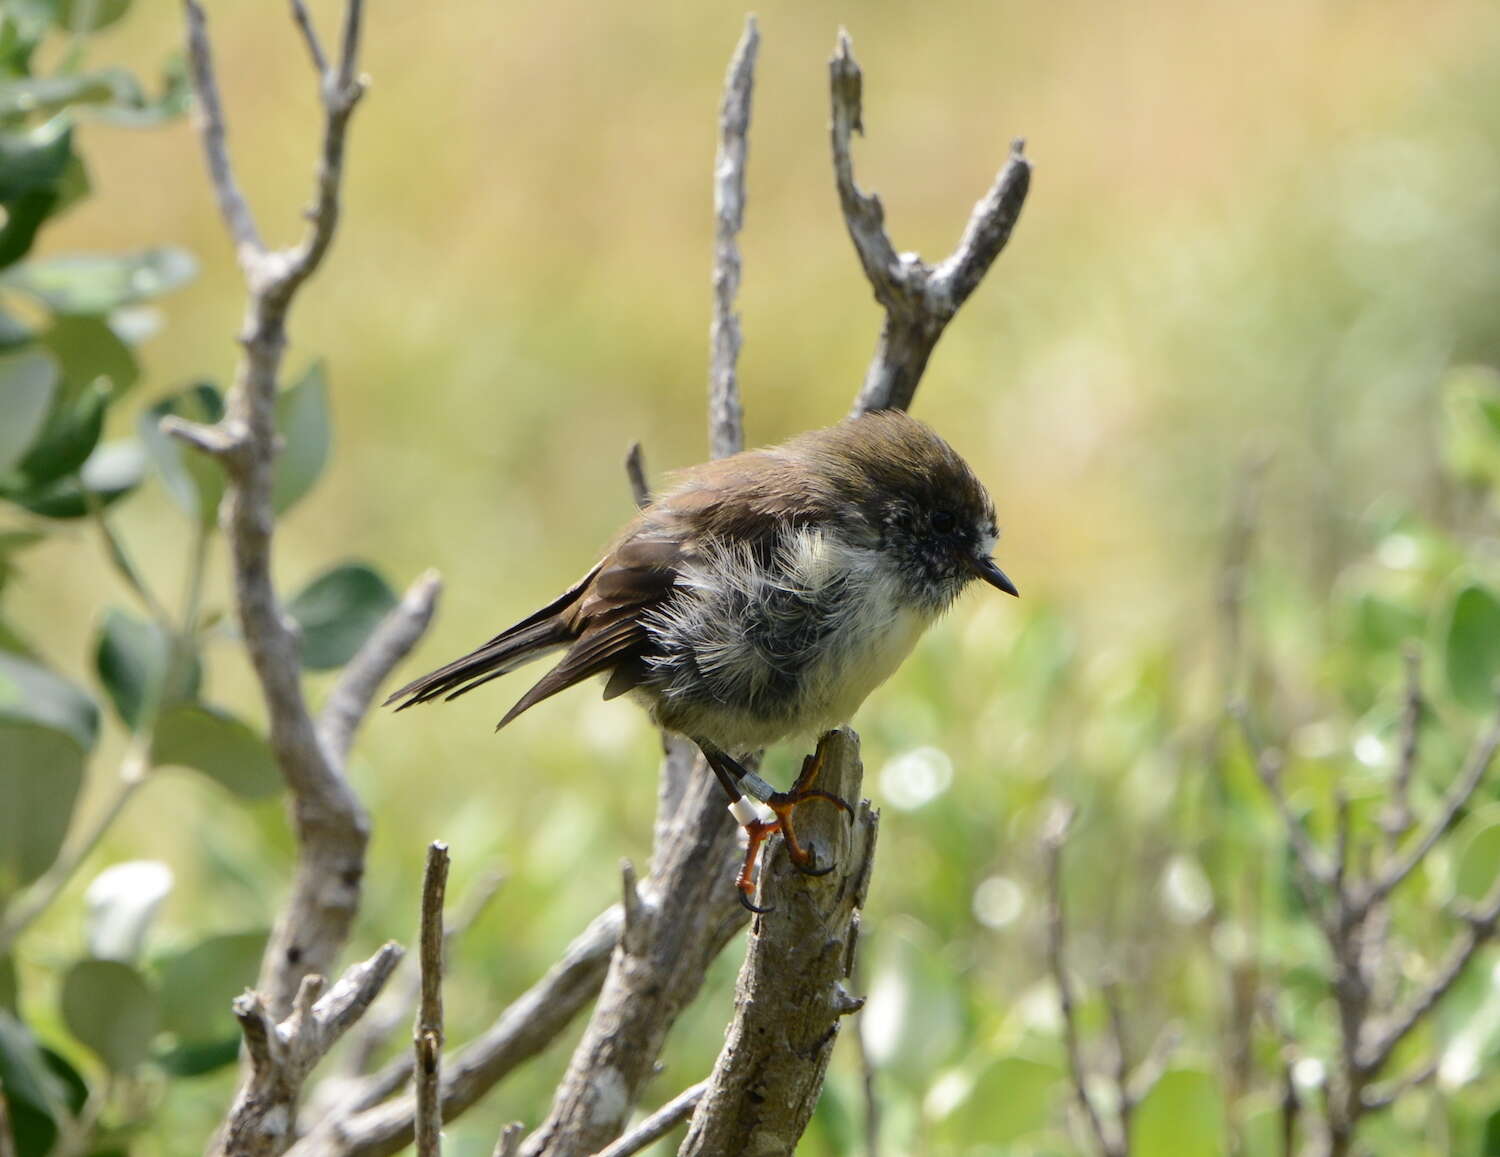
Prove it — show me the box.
[706,15,757,459]
[218,943,403,1157]
[680,730,877,1156]
[831,31,1031,416]
[592,1082,707,1157]
[289,902,624,1157]
[320,571,443,763]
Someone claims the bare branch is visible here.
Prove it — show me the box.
[590,1081,706,1157]
[681,730,878,1155]
[182,0,263,263]
[415,844,451,1157]
[624,443,651,509]
[1233,706,1333,901]
[320,570,443,762]
[831,31,1030,416]
[1042,803,1121,1157]
[1381,646,1423,847]
[289,905,625,1157]
[1359,1056,1436,1112]
[493,1125,524,1157]
[278,1,367,298]
[182,0,377,1041]
[312,868,503,1113]
[518,771,747,1157]
[289,0,329,77]
[932,141,1032,311]
[1359,881,1500,1074]
[1368,702,1500,905]
[220,944,403,1157]
[707,14,757,460]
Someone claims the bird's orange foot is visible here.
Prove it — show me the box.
[735,743,854,911]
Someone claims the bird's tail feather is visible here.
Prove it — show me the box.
[383,562,603,712]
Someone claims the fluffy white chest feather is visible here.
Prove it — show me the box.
[642,526,936,752]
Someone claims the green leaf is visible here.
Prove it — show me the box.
[139,382,224,524]
[1133,1068,1225,1157]
[14,378,106,489]
[94,607,199,731]
[0,955,15,1011]
[151,702,280,799]
[271,361,330,514]
[155,1034,240,1078]
[42,314,139,396]
[59,959,158,1073]
[0,116,75,271]
[0,114,72,198]
[0,721,85,895]
[12,437,145,518]
[0,1011,63,1157]
[2,246,196,314]
[158,929,267,1042]
[0,347,58,475]
[0,650,99,748]
[1439,582,1500,713]
[287,562,397,670]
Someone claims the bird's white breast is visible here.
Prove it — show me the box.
[642,525,936,751]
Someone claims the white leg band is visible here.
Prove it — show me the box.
[728,797,770,826]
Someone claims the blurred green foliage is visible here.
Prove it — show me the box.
[3,1,1500,1156]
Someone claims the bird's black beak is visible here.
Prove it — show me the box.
[969,555,1019,597]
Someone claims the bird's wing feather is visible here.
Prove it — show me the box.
[383,561,604,710]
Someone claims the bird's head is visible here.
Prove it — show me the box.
[789,409,1018,613]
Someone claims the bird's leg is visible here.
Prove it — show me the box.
[766,737,854,875]
[698,737,853,913]
[699,742,780,913]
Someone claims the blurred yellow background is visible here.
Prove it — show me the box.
[12,0,1500,1152]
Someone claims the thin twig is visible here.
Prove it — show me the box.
[289,0,328,76]
[318,868,503,1103]
[1103,978,1133,1138]
[492,1124,524,1157]
[590,1081,707,1157]
[1359,880,1500,1074]
[415,843,451,1157]
[1381,647,1423,848]
[320,570,443,762]
[707,14,757,459]
[288,904,626,1157]
[1233,707,1333,905]
[1367,703,1500,905]
[1042,803,1120,1157]
[182,0,263,263]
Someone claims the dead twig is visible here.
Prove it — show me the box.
[414,843,451,1157]
[830,31,1030,416]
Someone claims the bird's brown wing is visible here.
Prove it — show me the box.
[493,530,685,728]
[383,561,605,710]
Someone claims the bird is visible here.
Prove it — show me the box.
[386,408,1017,909]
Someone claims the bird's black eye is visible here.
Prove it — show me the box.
[931,510,957,534]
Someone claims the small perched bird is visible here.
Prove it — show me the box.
[387,409,1017,908]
